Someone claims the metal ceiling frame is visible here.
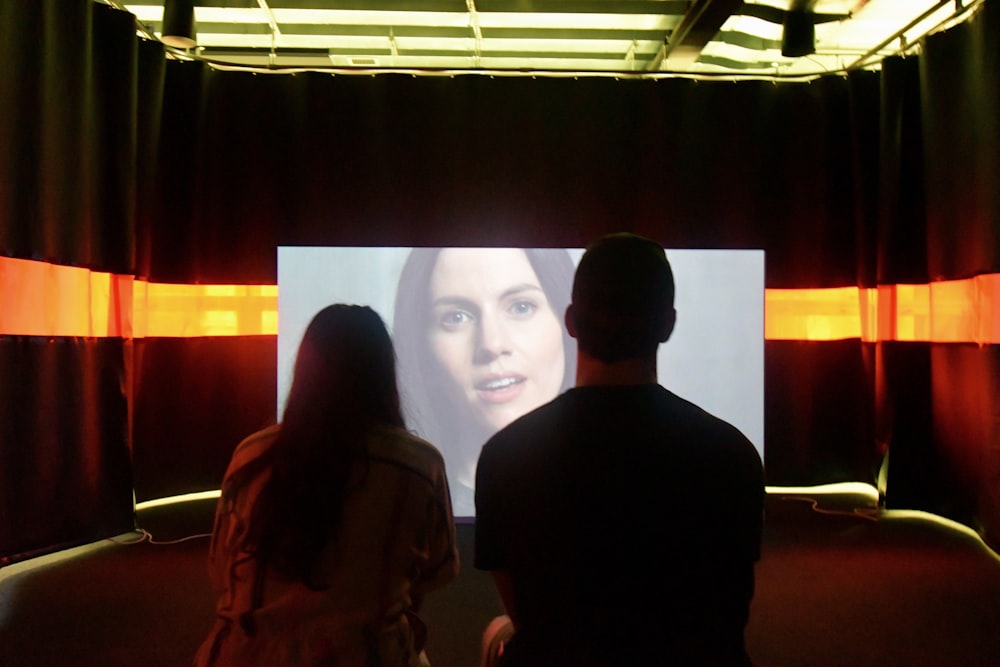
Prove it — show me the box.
[105,0,984,79]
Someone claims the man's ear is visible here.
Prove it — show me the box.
[660,308,677,343]
[565,304,578,339]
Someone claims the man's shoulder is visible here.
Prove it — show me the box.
[661,388,747,434]
[656,388,762,465]
[482,390,581,448]
[486,383,724,438]
[484,383,758,456]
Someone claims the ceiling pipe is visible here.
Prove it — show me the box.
[847,0,971,70]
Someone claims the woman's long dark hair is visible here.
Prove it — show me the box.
[392,248,576,460]
[224,304,404,586]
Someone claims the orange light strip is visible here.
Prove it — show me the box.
[0,256,134,337]
[764,275,1000,344]
[132,281,278,338]
[764,286,869,342]
[1,256,998,342]
[0,257,276,338]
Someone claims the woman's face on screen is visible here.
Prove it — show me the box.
[428,248,566,434]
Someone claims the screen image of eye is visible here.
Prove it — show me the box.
[507,300,537,318]
[439,310,473,330]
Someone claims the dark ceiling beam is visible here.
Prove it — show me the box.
[655,0,744,69]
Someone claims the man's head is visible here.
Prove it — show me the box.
[566,233,676,363]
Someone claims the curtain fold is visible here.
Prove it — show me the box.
[144,70,882,287]
[0,336,133,565]
[877,56,928,286]
[0,0,137,563]
[764,340,878,486]
[921,0,1000,281]
[0,0,134,272]
[895,0,1000,547]
[131,337,277,503]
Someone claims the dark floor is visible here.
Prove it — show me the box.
[2,489,999,667]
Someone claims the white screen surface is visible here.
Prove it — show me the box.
[278,246,764,517]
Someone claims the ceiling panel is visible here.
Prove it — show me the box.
[109,0,983,78]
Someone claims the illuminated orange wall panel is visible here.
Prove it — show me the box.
[0,256,132,338]
[1,256,997,342]
[764,278,1000,344]
[763,286,869,342]
[133,282,278,338]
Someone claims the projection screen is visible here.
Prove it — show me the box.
[278,246,764,518]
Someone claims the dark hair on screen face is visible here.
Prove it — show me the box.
[571,233,676,363]
[223,304,404,587]
[392,247,576,453]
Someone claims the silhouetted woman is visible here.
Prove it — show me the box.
[195,305,458,667]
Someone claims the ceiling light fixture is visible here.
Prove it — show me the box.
[161,0,197,49]
[781,8,815,57]
[781,4,850,58]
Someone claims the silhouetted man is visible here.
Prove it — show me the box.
[475,233,765,666]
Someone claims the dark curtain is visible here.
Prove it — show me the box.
[131,337,278,502]
[135,66,886,495]
[142,70,877,287]
[921,1,1000,281]
[0,0,139,563]
[880,1,1000,539]
[2,0,999,562]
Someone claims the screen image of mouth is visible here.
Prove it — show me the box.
[278,246,765,518]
